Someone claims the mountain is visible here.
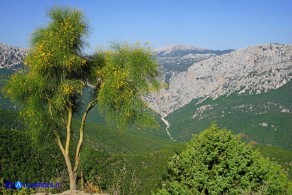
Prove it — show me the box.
[149,43,292,150]
[0,43,28,70]
[154,45,233,84]
[148,43,292,116]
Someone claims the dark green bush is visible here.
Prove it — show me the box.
[155,124,289,194]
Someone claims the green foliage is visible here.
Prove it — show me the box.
[0,69,15,110]
[257,145,292,180]
[94,43,161,129]
[4,6,91,141]
[74,121,176,154]
[80,145,182,195]
[155,124,289,194]
[72,113,182,194]
[0,108,23,130]
[0,128,65,182]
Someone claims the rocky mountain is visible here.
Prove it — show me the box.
[154,45,233,83]
[0,43,28,70]
[148,43,292,116]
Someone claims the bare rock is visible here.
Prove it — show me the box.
[148,43,292,116]
[0,43,28,70]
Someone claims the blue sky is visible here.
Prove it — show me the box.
[0,0,291,53]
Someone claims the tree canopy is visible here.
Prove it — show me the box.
[4,6,161,190]
[155,124,289,194]
[94,43,161,129]
[4,6,90,140]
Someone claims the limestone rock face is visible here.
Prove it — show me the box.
[154,45,233,84]
[148,44,292,116]
[0,43,28,70]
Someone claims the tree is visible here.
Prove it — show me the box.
[155,124,289,194]
[4,6,160,191]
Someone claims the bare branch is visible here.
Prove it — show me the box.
[54,131,65,156]
[73,98,98,176]
[65,106,73,154]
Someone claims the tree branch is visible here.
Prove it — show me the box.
[73,98,98,176]
[65,106,73,154]
[54,131,65,156]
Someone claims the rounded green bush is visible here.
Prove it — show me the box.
[155,123,288,194]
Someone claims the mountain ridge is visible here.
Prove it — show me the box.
[154,44,234,84]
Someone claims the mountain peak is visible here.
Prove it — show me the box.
[154,45,207,54]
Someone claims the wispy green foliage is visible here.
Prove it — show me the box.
[93,43,161,129]
[155,124,289,194]
[4,6,90,141]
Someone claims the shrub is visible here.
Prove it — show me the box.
[155,123,289,194]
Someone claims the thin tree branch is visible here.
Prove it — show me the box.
[65,106,73,154]
[54,131,65,156]
[73,98,98,176]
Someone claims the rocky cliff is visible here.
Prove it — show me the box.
[154,45,233,83]
[148,43,292,116]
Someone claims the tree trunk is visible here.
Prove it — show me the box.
[55,100,97,191]
[55,106,77,191]
[73,99,98,178]
[65,106,75,190]
[64,152,76,190]
[56,133,77,191]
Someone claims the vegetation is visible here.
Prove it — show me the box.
[0,108,23,130]
[0,106,181,194]
[1,104,291,194]
[80,145,181,194]
[257,145,292,180]
[0,69,15,110]
[155,124,289,194]
[4,6,161,191]
[0,127,67,194]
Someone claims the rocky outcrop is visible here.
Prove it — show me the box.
[154,45,233,84]
[0,43,28,70]
[148,43,292,116]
